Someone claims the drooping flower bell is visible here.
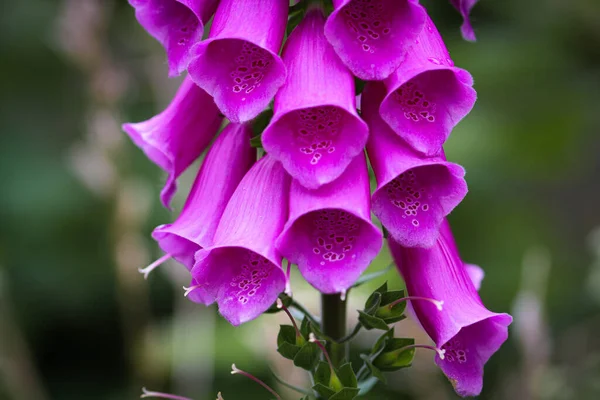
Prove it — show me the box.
[192,155,290,325]
[262,4,368,189]
[150,123,255,304]
[122,76,223,208]
[324,0,426,80]
[363,82,467,248]
[389,220,512,397]
[128,0,219,76]
[449,0,479,41]
[379,15,477,156]
[276,153,382,294]
[187,0,288,123]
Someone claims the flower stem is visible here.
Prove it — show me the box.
[320,293,347,367]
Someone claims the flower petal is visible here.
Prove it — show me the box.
[188,0,288,123]
[380,16,476,156]
[389,220,512,397]
[363,82,467,248]
[128,0,218,76]
[262,6,368,189]
[276,153,382,293]
[324,0,426,80]
[152,123,255,270]
[192,156,290,325]
[122,77,223,208]
[449,0,479,41]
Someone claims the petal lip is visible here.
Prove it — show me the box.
[276,153,383,293]
[188,37,287,123]
[262,105,369,189]
[380,15,477,156]
[324,0,427,80]
[193,245,286,325]
[128,0,218,76]
[277,209,382,293]
[187,0,288,122]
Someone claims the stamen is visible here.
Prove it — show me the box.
[231,364,281,400]
[395,344,446,360]
[388,296,444,311]
[277,298,301,338]
[309,333,334,372]
[140,387,193,400]
[216,392,224,400]
[138,253,172,279]
[340,289,347,302]
[182,284,203,297]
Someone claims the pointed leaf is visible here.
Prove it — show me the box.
[277,341,301,360]
[314,361,331,387]
[312,383,336,399]
[293,342,320,371]
[336,363,357,389]
[277,325,297,346]
[373,338,416,371]
[358,311,389,331]
[363,292,382,315]
[380,289,406,306]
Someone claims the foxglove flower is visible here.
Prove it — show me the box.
[390,220,512,397]
[363,82,467,248]
[450,0,479,41]
[192,155,290,325]
[276,153,382,294]
[262,5,368,189]
[122,77,223,208]
[187,0,288,123]
[128,0,219,76]
[324,0,426,80]
[152,123,255,303]
[380,16,476,156]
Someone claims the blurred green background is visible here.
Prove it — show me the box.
[1,0,599,399]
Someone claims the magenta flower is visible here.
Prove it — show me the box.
[192,155,290,325]
[151,123,255,303]
[276,153,382,294]
[363,82,467,248]
[324,0,426,80]
[380,15,476,156]
[187,0,288,123]
[450,0,479,41]
[389,220,512,397]
[128,0,219,76]
[262,5,368,189]
[122,77,223,209]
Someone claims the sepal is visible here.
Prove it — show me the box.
[357,282,406,330]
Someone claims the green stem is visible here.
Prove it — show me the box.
[337,323,362,344]
[290,300,320,326]
[271,371,312,396]
[320,293,347,368]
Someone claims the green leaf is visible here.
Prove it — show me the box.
[358,311,389,331]
[363,292,382,315]
[328,387,360,400]
[312,383,336,399]
[380,289,405,306]
[300,316,312,340]
[250,108,274,139]
[336,363,357,389]
[366,359,386,383]
[372,338,416,371]
[314,361,331,386]
[277,325,297,346]
[293,342,320,371]
[354,77,365,96]
[277,341,301,360]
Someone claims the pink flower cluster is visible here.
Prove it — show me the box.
[124,1,508,396]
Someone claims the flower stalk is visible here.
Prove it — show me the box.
[320,293,347,367]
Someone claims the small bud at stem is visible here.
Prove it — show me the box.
[140,387,193,400]
[138,253,172,279]
[230,364,281,400]
[388,296,444,311]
